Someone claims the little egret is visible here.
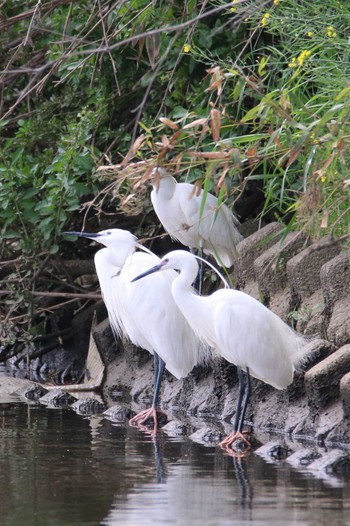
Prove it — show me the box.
[131,250,307,452]
[64,230,205,431]
[149,168,243,270]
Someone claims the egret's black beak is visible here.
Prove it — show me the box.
[63,231,101,239]
[131,262,163,283]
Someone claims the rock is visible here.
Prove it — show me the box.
[23,384,49,401]
[92,318,121,365]
[39,388,76,408]
[255,441,292,460]
[254,231,308,299]
[71,397,105,415]
[293,290,326,335]
[287,237,340,300]
[340,372,350,419]
[298,338,335,372]
[321,252,350,307]
[235,222,282,286]
[162,419,190,437]
[323,418,350,447]
[286,448,322,467]
[104,404,134,422]
[314,400,344,443]
[268,289,294,322]
[189,426,221,445]
[308,449,350,474]
[305,345,350,408]
[327,298,350,347]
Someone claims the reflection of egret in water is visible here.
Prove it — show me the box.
[152,433,167,484]
[231,456,253,512]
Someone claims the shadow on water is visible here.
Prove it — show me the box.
[0,390,350,525]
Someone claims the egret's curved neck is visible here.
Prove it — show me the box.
[171,257,199,310]
[154,176,176,199]
[107,242,136,267]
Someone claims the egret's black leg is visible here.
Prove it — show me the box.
[129,352,167,431]
[233,366,245,433]
[219,366,252,452]
[237,367,251,433]
[198,244,204,295]
[152,352,166,411]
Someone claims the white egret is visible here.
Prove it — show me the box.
[149,168,243,272]
[131,250,307,452]
[64,230,205,431]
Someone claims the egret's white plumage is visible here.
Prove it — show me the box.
[150,168,243,268]
[66,230,205,429]
[132,250,307,448]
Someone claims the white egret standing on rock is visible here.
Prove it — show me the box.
[131,250,307,452]
[64,230,205,431]
[149,167,243,290]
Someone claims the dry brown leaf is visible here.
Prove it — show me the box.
[121,134,146,166]
[285,146,303,169]
[159,117,179,130]
[205,66,225,96]
[169,130,184,144]
[210,108,221,142]
[183,118,208,129]
[216,163,230,191]
[145,34,161,70]
[133,165,155,190]
[174,153,183,172]
[320,210,329,229]
[96,164,120,171]
[161,135,170,148]
[187,150,233,159]
[190,180,203,198]
[314,152,336,180]
[199,122,209,142]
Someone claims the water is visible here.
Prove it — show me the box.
[1,384,350,525]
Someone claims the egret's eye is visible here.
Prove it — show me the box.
[163,258,169,264]
[106,231,112,235]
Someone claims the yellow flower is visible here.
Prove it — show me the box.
[307,31,313,37]
[320,175,326,183]
[288,50,311,68]
[326,25,337,37]
[297,49,311,65]
[273,0,279,4]
[229,0,239,11]
[183,44,191,53]
[261,13,270,27]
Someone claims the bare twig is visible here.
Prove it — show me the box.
[0,290,101,299]
[0,0,78,31]
[23,0,42,46]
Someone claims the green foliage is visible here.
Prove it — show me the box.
[0,107,101,255]
[0,0,349,347]
[123,0,350,240]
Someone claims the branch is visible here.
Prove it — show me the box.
[1,0,268,75]
[0,0,78,31]
[0,290,101,300]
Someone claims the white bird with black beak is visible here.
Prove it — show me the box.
[149,167,243,271]
[64,229,205,432]
[132,250,307,453]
